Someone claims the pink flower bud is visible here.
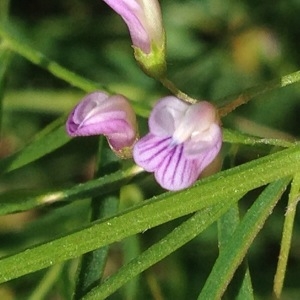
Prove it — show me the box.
[103,0,166,78]
[66,92,138,158]
[133,97,222,190]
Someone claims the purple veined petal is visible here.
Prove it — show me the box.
[133,133,173,172]
[154,144,200,191]
[149,96,189,137]
[187,129,222,177]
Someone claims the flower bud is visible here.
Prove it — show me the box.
[103,0,167,78]
[66,92,138,158]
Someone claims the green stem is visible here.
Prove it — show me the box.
[28,264,64,300]
[273,172,300,298]
[73,139,121,299]
[0,165,141,216]
[217,203,253,299]
[159,77,198,104]
[217,70,300,117]
[0,23,106,93]
[0,47,12,133]
[222,128,295,148]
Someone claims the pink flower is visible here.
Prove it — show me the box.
[66,92,137,158]
[133,97,222,191]
[102,0,166,78]
[103,0,164,54]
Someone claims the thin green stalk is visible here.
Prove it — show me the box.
[217,70,300,117]
[159,77,198,104]
[0,116,69,175]
[273,172,300,298]
[119,185,143,300]
[0,47,12,133]
[121,235,141,300]
[0,165,141,216]
[217,204,253,299]
[198,178,290,300]
[222,128,295,148]
[28,264,64,300]
[0,146,299,284]
[0,23,106,93]
[83,194,244,300]
[73,139,121,299]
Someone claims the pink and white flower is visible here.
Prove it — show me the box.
[102,0,166,78]
[66,91,137,158]
[133,96,222,191]
[103,0,164,54]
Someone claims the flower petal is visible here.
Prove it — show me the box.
[103,0,150,53]
[133,133,172,172]
[172,101,217,144]
[66,92,137,152]
[154,144,200,191]
[149,96,189,137]
[184,124,222,157]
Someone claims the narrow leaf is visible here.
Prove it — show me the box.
[198,178,290,300]
[82,194,244,300]
[0,146,299,284]
[0,116,69,174]
[273,172,300,298]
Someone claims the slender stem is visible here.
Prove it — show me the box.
[28,264,64,300]
[73,139,121,299]
[0,48,11,134]
[217,70,300,117]
[273,173,300,298]
[159,77,198,104]
[218,146,253,299]
[222,128,295,148]
[0,23,107,93]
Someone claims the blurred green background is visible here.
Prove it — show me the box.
[0,0,300,299]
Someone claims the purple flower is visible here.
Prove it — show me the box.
[102,0,166,78]
[133,97,222,191]
[103,0,164,53]
[66,92,138,158]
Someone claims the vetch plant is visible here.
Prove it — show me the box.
[0,1,300,300]
[133,96,222,190]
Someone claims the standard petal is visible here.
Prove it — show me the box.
[154,144,200,191]
[133,133,173,172]
[149,96,189,137]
